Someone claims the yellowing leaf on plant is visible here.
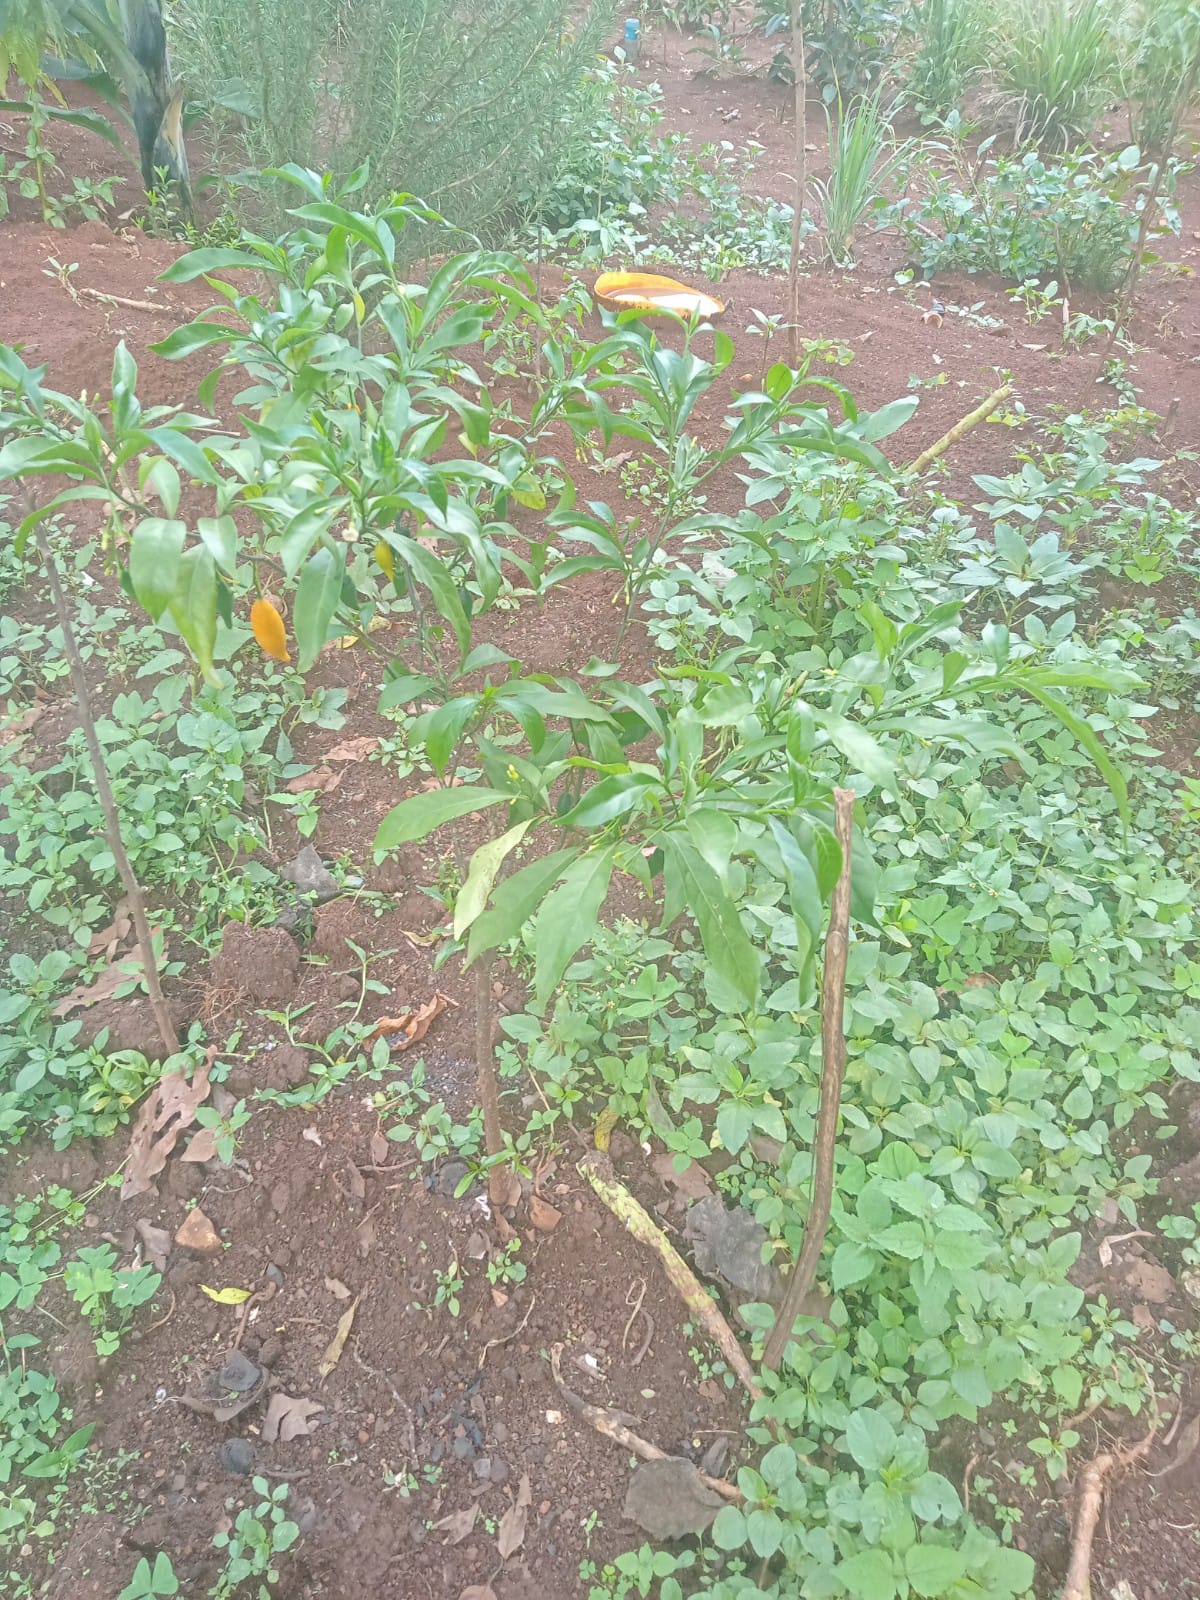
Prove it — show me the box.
[594,1107,619,1151]
[201,1284,253,1305]
[250,598,290,663]
[510,474,546,510]
[374,541,395,581]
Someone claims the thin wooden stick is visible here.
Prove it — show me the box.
[906,385,1013,474]
[78,287,178,316]
[762,787,854,1371]
[786,0,807,364]
[578,1150,762,1402]
[474,957,509,1208]
[36,529,180,1058]
[550,1344,741,1502]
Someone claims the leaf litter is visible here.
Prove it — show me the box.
[496,1472,532,1559]
[121,1053,213,1199]
[318,1295,360,1377]
[262,1393,325,1444]
[365,992,457,1050]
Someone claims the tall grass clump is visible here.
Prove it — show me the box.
[908,0,983,121]
[1123,0,1200,152]
[814,91,910,263]
[992,0,1119,146]
[171,0,613,237]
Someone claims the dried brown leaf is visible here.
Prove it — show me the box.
[122,1059,214,1200]
[53,948,146,1017]
[459,1588,499,1600]
[324,736,379,762]
[88,899,132,957]
[318,1295,359,1377]
[1158,1413,1200,1478]
[346,1163,365,1201]
[370,1131,389,1164]
[302,1126,324,1148]
[174,1206,222,1256]
[0,700,46,749]
[365,992,457,1050]
[496,1473,532,1559]
[356,1216,376,1258]
[324,1277,352,1301]
[285,765,342,795]
[529,1195,562,1232]
[434,1504,478,1545]
[181,1126,218,1164]
[650,1153,713,1201]
[262,1392,325,1444]
[135,1218,171,1274]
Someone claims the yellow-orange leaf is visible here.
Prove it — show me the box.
[250,599,290,663]
[373,541,395,582]
[594,272,724,319]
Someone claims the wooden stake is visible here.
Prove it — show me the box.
[762,787,854,1371]
[906,383,1013,474]
[36,529,180,1058]
[786,0,807,365]
[473,956,509,1207]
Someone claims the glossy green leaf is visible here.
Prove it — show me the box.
[293,546,343,671]
[454,820,533,940]
[531,847,615,1010]
[664,838,759,1008]
[168,545,219,683]
[466,848,580,964]
[375,787,512,852]
[129,518,185,622]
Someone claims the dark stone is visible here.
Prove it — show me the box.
[220,1438,255,1475]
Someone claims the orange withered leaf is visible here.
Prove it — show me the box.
[250,598,290,663]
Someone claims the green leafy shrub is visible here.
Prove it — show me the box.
[764,0,914,99]
[495,412,1198,1597]
[172,0,613,234]
[1123,0,1200,152]
[883,141,1178,289]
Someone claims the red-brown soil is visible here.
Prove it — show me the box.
[2,20,1200,1600]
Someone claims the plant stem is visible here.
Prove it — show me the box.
[474,956,508,1205]
[762,785,854,1371]
[787,0,808,364]
[36,529,180,1058]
